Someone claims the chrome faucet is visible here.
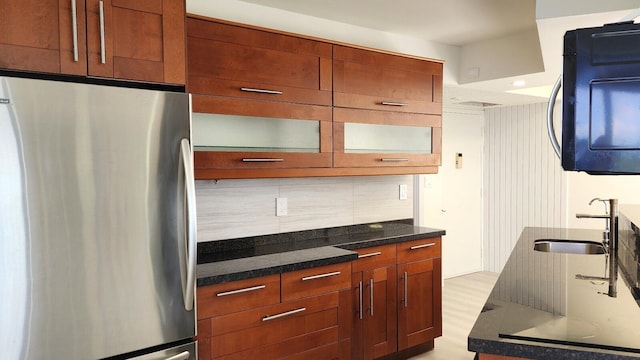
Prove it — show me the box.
[575,198,619,297]
[576,197,617,246]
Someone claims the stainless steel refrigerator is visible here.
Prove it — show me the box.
[0,76,197,360]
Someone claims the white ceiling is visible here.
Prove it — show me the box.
[238,0,537,46]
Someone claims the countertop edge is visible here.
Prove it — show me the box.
[469,337,640,360]
[196,227,444,286]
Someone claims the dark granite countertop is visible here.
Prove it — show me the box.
[196,219,445,286]
[468,223,640,359]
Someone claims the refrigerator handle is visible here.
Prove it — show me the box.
[181,138,197,311]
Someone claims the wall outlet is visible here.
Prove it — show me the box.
[399,184,408,200]
[276,197,288,216]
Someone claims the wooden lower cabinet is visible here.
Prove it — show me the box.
[397,257,442,350]
[352,266,397,360]
[197,262,352,360]
[351,244,397,360]
[196,238,443,360]
[396,237,442,354]
[210,292,341,359]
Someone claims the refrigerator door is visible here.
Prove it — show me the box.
[0,77,195,360]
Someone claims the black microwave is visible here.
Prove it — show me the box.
[561,21,640,174]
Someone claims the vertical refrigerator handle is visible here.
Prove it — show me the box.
[181,138,197,311]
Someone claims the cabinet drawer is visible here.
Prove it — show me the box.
[397,237,441,264]
[197,274,280,318]
[282,262,352,302]
[351,244,397,272]
[209,292,339,358]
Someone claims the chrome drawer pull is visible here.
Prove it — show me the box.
[410,243,435,250]
[216,285,266,297]
[404,271,408,308]
[71,0,79,62]
[381,158,409,162]
[262,307,306,321]
[369,278,374,316]
[381,101,408,107]
[358,251,382,259]
[242,158,284,162]
[240,87,283,95]
[301,271,341,281]
[358,280,363,320]
[99,0,106,64]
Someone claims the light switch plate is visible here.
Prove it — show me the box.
[276,197,288,216]
[399,184,408,200]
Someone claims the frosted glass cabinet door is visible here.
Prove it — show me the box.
[333,108,442,168]
[191,96,332,173]
[193,113,320,153]
[344,123,432,154]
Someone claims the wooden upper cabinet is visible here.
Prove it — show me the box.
[86,0,186,84]
[0,0,185,85]
[333,45,443,115]
[0,0,87,75]
[332,45,443,171]
[186,17,332,106]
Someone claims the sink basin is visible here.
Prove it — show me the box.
[533,239,606,255]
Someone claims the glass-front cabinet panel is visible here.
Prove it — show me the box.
[334,108,441,168]
[193,113,321,153]
[344,123,432,154]
[192,95,332,175]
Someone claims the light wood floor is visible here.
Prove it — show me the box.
[410,271,500,360]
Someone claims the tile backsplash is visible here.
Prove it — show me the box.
[196,175,414,242]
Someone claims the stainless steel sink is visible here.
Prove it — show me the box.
[533,239,606,255]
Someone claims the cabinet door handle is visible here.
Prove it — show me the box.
[381,158,409,162]
[216,285,266,297]
[262,307,306,322]
[403,271,408,308]
[410,243,435,250]
[242,158,284,162]
[301,271,341,281]
[358,280,363,320]
[70,0,79,62]
[98,0,106,64]
[358,251,382,259]
[381,101,408,107]
[240,87,283,95]
[369,278,374,316]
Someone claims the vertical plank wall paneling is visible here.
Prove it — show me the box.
[483,102,567,273]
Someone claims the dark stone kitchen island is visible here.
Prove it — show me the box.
[468,214,640,359]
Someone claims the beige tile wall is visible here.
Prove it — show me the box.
[196,175,414,242]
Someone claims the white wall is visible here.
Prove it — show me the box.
[483,103,567,272]
[567,173,640,229]
[196,176,414,242]
[459,28,544,84]
[421,107,484,278]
